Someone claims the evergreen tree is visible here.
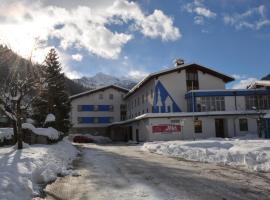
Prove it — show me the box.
[33,49,71,133]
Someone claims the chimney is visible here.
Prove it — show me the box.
[174,58,184,67]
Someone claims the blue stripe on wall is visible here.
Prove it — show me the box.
[80,105,112,111]
[79,117,111,124]
[98,105,110,111]
[82,105,94,111]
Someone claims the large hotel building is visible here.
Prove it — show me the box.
[70,61,270,142]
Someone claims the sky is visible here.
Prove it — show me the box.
[0,0,269,89]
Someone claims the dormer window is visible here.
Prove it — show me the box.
[186,69,199,91]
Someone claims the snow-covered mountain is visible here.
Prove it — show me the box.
[73,72,138,89]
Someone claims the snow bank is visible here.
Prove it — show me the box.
[0,128,13,142]
[22,123,59,140]
[0,138,78,200]
[143,138,270,172]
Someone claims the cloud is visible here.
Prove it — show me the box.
[71,53,83,62]
[0,0,180,63]
[107,0,181,41]
[224,5,270,30]
[183,0,216,25]
[231,77,257,89]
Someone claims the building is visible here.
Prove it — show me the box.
[70,85,128,135]
[70,62,270,141]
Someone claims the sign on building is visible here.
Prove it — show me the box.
[152,124,181,134]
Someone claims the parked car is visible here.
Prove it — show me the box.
[73,135,94,143]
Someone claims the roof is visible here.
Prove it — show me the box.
[69,85,129,100]
[109,110,268,126]
[247,80,270,89]
[124,63,235,98]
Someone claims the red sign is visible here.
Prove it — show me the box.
[152,124,181,133]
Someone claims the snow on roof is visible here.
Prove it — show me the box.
[248,80,270,89]
[45,113,55,123]
[22,123,59,140]
[125,63,235,98]
[110,110,268,126]
[264,113,270,118]
[69,84,129,100]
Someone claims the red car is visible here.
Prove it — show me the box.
[73,135,94,143]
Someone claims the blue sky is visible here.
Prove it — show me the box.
[0,0,269,88]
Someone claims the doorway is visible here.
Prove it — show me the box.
[215,119,225,138]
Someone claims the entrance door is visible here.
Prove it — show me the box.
[136,129,139,142]
[215,119,225,138]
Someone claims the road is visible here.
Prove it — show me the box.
[42,143,270,200]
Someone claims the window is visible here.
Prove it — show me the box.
[109,94,114,100]
[195,96,225,112]
[167,105,171,113]
[142,94,145,104]
[93,105,99,111]
[99,93,103,100]
[239,119,248,131]
[146,108,149,113]
[93,117,99,123]
[186,69,199,91]
[109,105,114,112]
[245,95,270,110]
[194,120,202,133]
[109,117,114,123]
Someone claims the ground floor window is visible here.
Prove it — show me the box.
[239,118,248,131]
[194,120,202,133]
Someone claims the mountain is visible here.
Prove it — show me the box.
[0,45,88,96]
[262,74,270,80]
[74,72,138,89]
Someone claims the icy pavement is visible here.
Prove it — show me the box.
[143,138,270,172]
[42,143,270,200]
[0,138,78,200]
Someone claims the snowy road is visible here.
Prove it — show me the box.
[43,144,270,200]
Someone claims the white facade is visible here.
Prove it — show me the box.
[70,63,270,141]
[70,85,128,134]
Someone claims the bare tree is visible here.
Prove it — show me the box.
[0,63,42,149]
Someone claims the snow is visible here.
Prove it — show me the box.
[143,137,270,172]
[22,123,60,140]
[45,113,55,123]
[0,138,78,200]
[0,128,13,142]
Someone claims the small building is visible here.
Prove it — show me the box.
[69,85,129,136]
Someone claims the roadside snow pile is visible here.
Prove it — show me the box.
[0,128,13,142]
[0,138,78,200]
[143,138,270,172]
[22,123,59,140]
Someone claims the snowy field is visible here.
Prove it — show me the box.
[0,138,78,200]
[143,137,270,172]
